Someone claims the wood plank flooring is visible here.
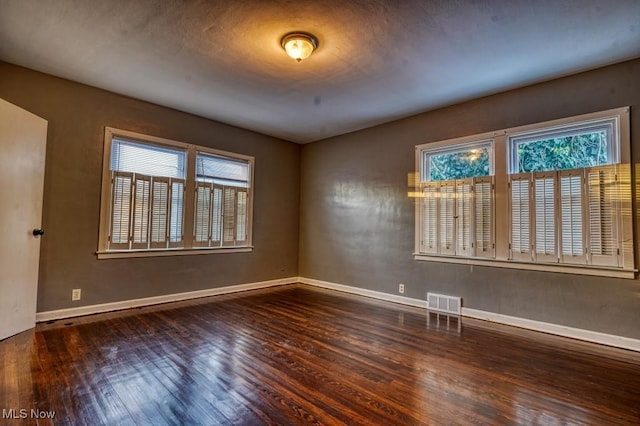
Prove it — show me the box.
[1,285,640,425]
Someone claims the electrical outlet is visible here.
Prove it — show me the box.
[72,289,81,301]
[398,283,405,294]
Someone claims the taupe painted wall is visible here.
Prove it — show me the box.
[300,58,640,339]
[0,62,300,312]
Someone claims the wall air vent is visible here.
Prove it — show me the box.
[427,292,462,315]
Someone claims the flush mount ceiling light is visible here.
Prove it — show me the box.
[281,32,318,62]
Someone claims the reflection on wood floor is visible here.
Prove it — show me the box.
[1,285,640,425]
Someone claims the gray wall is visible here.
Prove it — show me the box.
[0,61,300,312]
[300,58,640,339]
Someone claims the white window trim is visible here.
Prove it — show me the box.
[97,127,254,259]
[414,107,634,278]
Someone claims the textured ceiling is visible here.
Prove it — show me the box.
[1,0,639,143]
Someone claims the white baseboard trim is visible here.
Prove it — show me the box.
[299,276,640,352]
[461,308,640,352]
[298,277,426,308]
[36,277,298,322]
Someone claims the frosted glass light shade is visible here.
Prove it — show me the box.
[281,32,318,62]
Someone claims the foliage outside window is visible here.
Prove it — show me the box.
[98,128,254,258]
[510,119,617,173]
[424,142,492,181]
[415,107,633,278]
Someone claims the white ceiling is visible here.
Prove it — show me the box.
[1,0,639,143]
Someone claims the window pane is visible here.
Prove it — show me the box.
[515,130,608,173]
[196,153,249,187]
[427,145,491,181]
[111,139,186,178]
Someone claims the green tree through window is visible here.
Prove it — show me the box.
[515,131,607,173]
[428,146,490,181]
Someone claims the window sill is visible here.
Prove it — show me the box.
[413,254,636,279]
[97,246,254,260]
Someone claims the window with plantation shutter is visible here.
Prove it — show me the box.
[416,139,495,259]
[416,107,632,277]
[194,152,251,248]
[106,137,187,251]
[99,127,253,258]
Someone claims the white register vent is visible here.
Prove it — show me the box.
[427,292,462,315]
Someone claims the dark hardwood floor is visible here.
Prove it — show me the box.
[1,285,640,425]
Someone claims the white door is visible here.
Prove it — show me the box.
[0,98,47,341]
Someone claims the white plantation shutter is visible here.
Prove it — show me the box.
[473,176,494,258]
[533,172,557,262]
[222,187,237,246]
[439,182,455,255]
[150,178,169,247]
[236,189,249,245]
[420,183,438,254]
[559,170,586,264]
[169,180,185,246]
[455,179,473,256]
[109,172,133,250]
[131,175,151,249]
[509,173,532,261]
[194,183,211,246]
[211,186,223,245]
[587,165,620,267]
